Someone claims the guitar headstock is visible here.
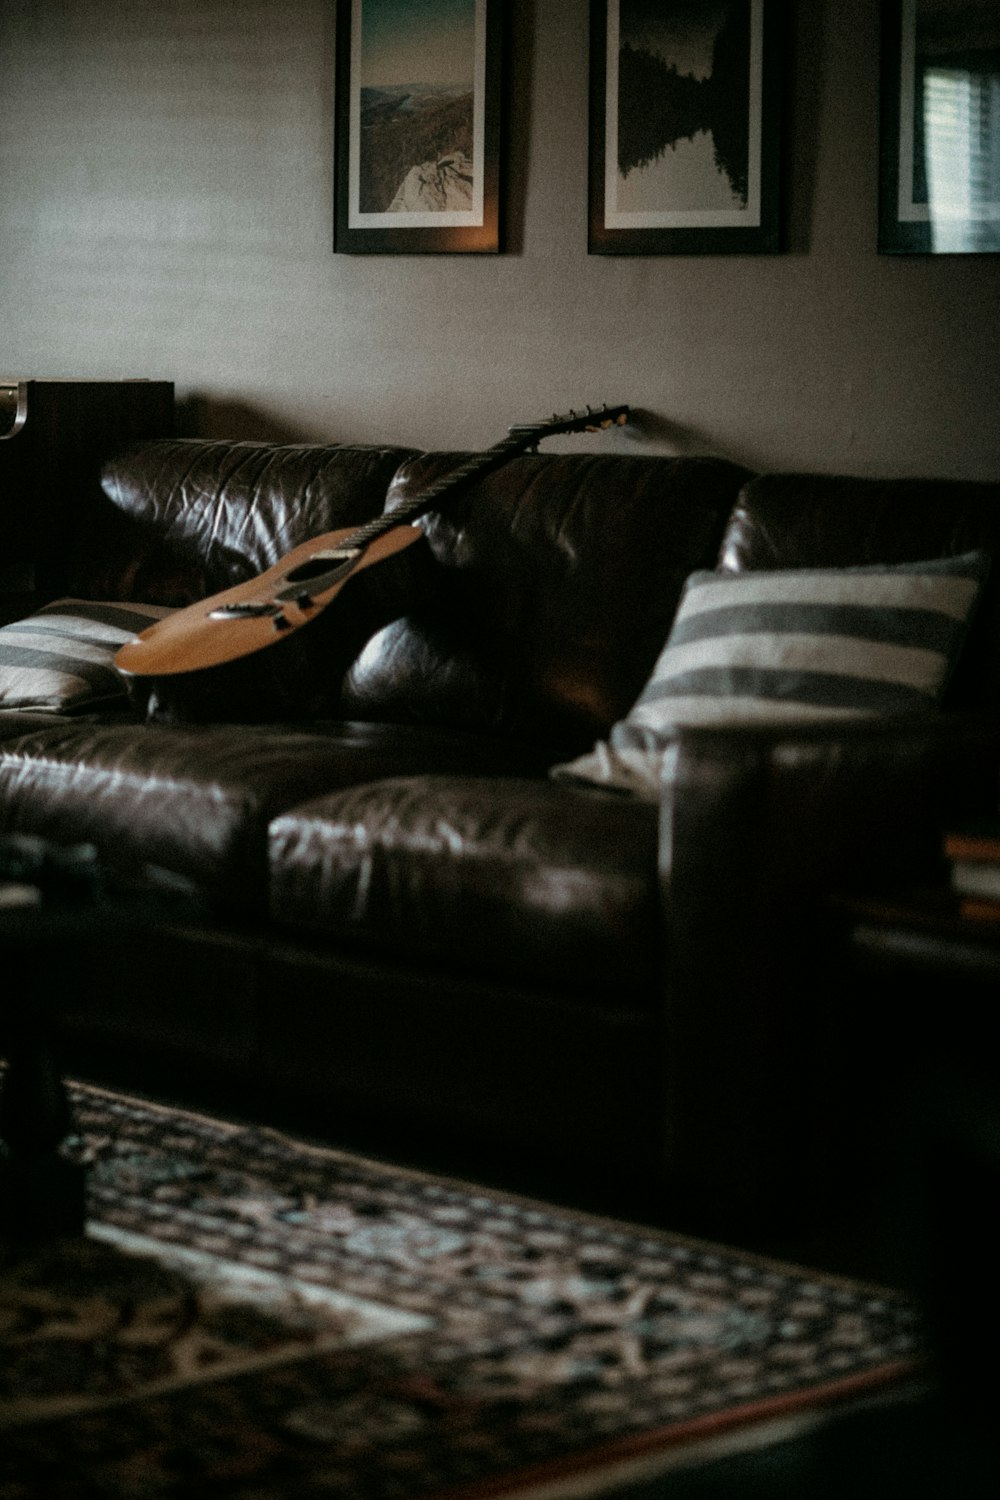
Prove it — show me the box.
[507,404,630,445]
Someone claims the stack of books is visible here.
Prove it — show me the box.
[944,818,1000,921]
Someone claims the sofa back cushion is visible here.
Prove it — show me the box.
[720,473,1000,712]
[339,452,751,752]
[71,439,419,607]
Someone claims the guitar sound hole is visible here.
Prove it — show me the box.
[284,553,358,585]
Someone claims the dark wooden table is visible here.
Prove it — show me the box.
[0,843,100,1242]
[823,883,1000,1453]
[831,885,1000,986]
[1,837,202,1246]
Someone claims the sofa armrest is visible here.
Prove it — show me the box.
[663,712,1000,899]
[655,712,1000,1236]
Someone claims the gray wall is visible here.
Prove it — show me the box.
[2,0,998,479]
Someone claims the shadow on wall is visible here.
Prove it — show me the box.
[175,396,312,444]
[627,408,753,468]
[172,399,749,468]
[629,409,713,451]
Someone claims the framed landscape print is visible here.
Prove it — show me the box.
[589,0,782,255]
[334,0,502,254]
[879,0,1000,254]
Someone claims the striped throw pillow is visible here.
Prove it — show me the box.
[0,599,175,713]
[552,551,989,799]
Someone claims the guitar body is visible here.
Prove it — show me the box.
[115,404,629,723]
[117,523,424,723]
[116,523,421,678]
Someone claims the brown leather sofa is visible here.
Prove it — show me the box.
[2,437,999,1247]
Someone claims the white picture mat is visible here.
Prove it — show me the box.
[603,0,764,230]
[348,0,487,230]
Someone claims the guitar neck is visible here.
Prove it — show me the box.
[348,429,538,550]
[341,404,628,556]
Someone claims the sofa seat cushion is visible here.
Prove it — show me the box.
[0,710,79,743]
[0,722,553,912]
[268,775,661,995]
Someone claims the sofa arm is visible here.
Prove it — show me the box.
[655,712,1000,1237]
[663,712,1000,899]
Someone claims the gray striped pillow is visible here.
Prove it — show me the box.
[0,599,175,713]
[552,551,989,799]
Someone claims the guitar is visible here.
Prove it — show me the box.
[115,403,629,721]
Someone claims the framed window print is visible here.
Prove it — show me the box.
[589,1,782,255]
[334,0,502,254]
[879,1,1000,254]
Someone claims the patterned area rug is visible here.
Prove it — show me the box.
[0,1082,924,1499]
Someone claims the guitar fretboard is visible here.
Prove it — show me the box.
[346,432,537,550]
[300,405,628,594]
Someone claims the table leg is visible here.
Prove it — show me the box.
[0,1001,87,1244]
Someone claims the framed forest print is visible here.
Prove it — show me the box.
[879,0,1000,254]
[334,0,502,254]
[589,0,782,255]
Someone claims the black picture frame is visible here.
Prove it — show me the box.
[589,0,782,255]
[879,0,1000,255]
[334,0,502,254]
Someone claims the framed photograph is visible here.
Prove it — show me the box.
[879,0,1000,254]
[334,0,502,254]
[589,1,782,255]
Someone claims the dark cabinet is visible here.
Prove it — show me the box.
[0,378,174,619]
